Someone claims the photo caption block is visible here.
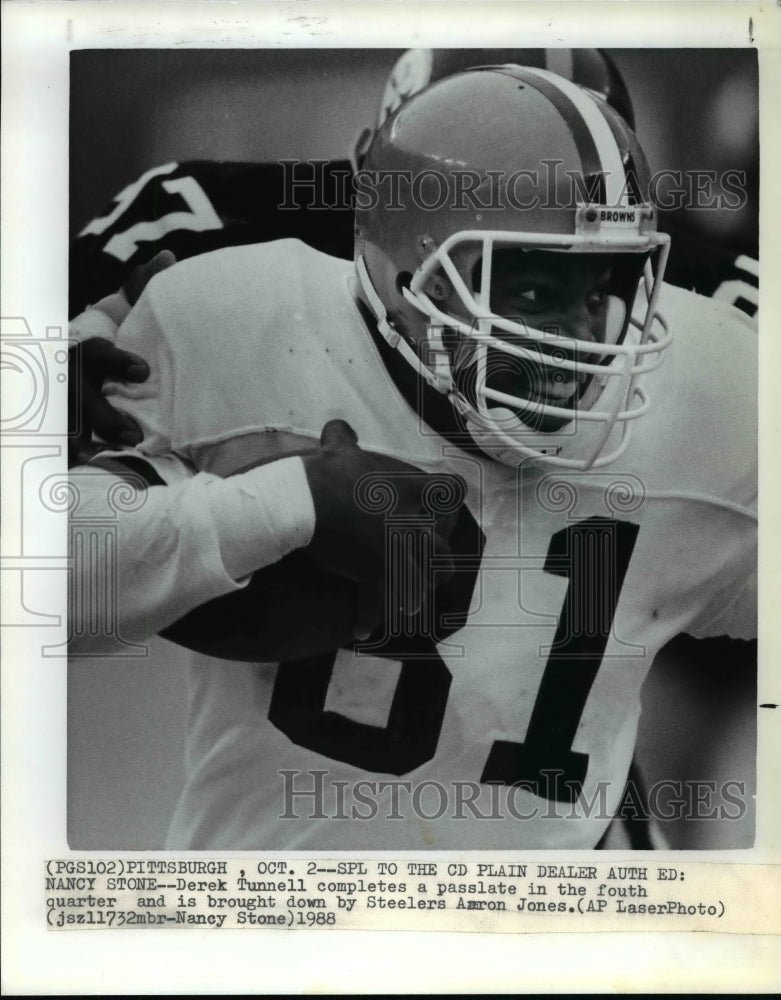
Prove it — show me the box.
[44,857,780,933]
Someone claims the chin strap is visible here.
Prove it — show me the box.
[355,256,453,393]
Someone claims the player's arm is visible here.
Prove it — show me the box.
[70,162,227,316]
[68,453,315,656]
[70,159,356,316]
[70,420,460,658]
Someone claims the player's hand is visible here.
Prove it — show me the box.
[68,338,149,465]
[68,250,176,466]
[301,419,465,639]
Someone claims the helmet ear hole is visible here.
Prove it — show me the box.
[395,271,413,295]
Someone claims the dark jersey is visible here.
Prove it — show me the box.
[70,159,758,321]
[660,218,758,317]
[70,160,355,317]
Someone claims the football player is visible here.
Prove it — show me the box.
[68,48,758,465]
[70,47,757,318]
[69,68,757,850]
[68,49,631,466]
[70,49,637,317]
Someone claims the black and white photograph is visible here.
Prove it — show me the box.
[67,45,758,852]
[2,1,779,994]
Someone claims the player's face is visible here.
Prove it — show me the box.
[477,250,622,432]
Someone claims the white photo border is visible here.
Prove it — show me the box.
[2,0,780,993]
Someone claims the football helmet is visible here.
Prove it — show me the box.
[354,66,671,469]
[351,48,635,171]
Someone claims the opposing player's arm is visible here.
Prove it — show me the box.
[70,159,357,317]
[68,251,175,466]
[70,162,226,317]
[68,157,360,461]
[710,254,759,319]
[659,218,758,322]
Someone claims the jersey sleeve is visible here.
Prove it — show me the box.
[71,162,221,317]
[69,456,315,656]
[69,465,246,654]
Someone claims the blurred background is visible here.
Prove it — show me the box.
[69,48,758,849]
[70,49,759,249]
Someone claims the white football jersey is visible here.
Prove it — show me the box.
[105,239,757,850]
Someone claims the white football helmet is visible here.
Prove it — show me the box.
[355,66,671,469]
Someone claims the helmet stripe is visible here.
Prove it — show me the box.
[506,66,629,207]
[594,102,644,205]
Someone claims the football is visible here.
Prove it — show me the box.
[158,422,463,663]
[160,547,362,662]
[160,435,372,662]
